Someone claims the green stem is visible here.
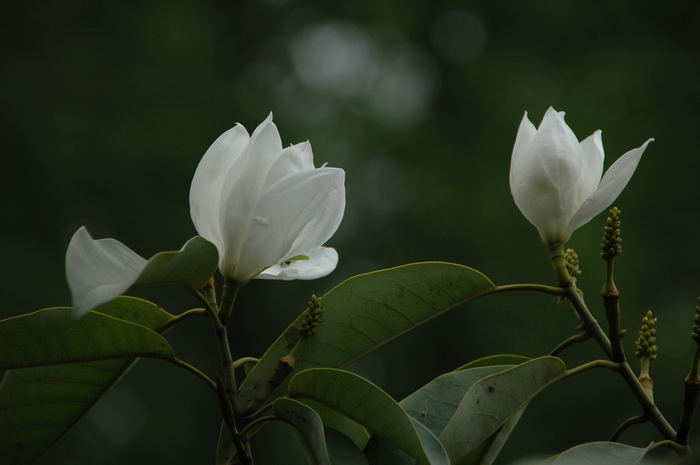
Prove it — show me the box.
[489,283,567,297]
[602,258,625,363]
[167,357,217,392]
[560,359,620,379]
[610,415,647,442]
[563,280,676,440]
[163,307,208,331]
[234,357,260,369]
[546,244,676,440]
[220,279,241,326]
[550,332,591,357]
[676,346,700,445]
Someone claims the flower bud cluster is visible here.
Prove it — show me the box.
[565,248,581,279]
[635,310,658,360]
[692,298,700,345]
[301,294,323,338]
[601,207,622,260]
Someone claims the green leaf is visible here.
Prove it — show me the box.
[289,368,449,465]
[274,398,331,465]
[325,428,369,465]
[0,297,175,465]
[300,400,370,450]
[401,365,512,437]
[456,408,525,465]
[239,262,495,409]
[66,226,219,316]
[0,308,174,370]
[456,354,531,370]
[439,357,566,463]
[541,441,654,464]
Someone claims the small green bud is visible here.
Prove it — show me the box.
[635,310,657,360]
[601,207,622,260]
[564,248,581,279]
[301,294,323,338]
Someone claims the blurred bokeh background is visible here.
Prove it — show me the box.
[2,0,699,463]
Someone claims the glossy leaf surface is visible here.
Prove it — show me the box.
[0,297,175,465]
[239,262,495,408]
[288,368,449,465]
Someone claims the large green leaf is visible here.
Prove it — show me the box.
[289,368,449,465]
[238,262,495,409]
[66,226,219,316]
[541,441,654,464]
[363,359,524,464]
[0,308,173,370]
[439,357,566,463]
[274,398,331,465]
[0,297,175,465]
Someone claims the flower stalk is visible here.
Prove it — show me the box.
[601,207,625,363]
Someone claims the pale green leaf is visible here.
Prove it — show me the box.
[239,262,495,409]
[0,297,175,465]
[440,357,566,463]
[542,441,655,464]
[289,368,449,465]
[274,398,331,465]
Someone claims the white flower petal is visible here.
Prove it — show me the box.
[257,247,339,280]
[263,142,315,191]
[189,124,250,256]
[217,115,284,276]
[235,167,345,281]
[509,112,537,189]
[574,130,605,207]
[66,227,147,318]
[565,139,651,236]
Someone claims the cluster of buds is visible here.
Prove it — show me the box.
[601,207,622,260]
[565,248,581,280]
[301,294,323,338]
[635,310,658,361]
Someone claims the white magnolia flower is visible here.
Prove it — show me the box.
[510,107,651,245]
[189,114,345,283]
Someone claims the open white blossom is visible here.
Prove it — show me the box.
[510,107,651,245]
[190,114,345,282]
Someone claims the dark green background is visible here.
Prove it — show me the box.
[2,0,699,463]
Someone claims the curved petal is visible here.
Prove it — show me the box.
[509,111,536,189]
[234,167,345,281]
[66,227,147,317]
[256,247,339,280]
[263,141,315,191]
[574,130,605,208]
[565,138,651,236]
[189,124,250,255]
[217,115,284,276]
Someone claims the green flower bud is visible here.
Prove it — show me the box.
[301,294,323,338]
[565,248,581,279]
[601,207,622,260]
[635,310,657,360]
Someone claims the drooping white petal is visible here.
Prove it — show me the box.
[217,115,284,277]
[189,124,250,256]
[66,227,147,318]
[234,167,345,281]
[565,139,652,236]
[257,247,339,280]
